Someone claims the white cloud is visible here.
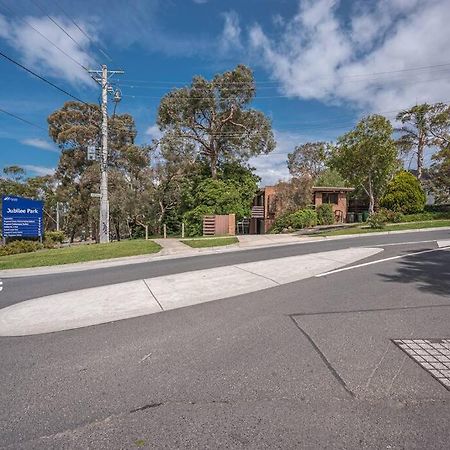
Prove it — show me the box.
[249,0,450,112]
[250,129,318,186]
[21,138,59,153]
[22,165,55,176]
[220,11,242,53]
[0,14,96,86]
[145,124,162,140]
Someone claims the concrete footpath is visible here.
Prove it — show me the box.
[0,247,383,336]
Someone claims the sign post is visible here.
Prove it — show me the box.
[2,196,44,244]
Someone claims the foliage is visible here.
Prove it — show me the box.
[367,210,388,229]
[287,142,328,179]
[157,65,275,178]
[0,240,43,256]
[316,203,334,225]
[315,169,347,187]
[396,103,449,180]
[290,208,318,229]
[44,231,66,244]
[380,170,426,214]
[330,115,399,214]
[428,144,450,203]
[270,177,314,217]
[183,205,215,237]
[270,207,317,233]
[181,163,259,236]
[399,211,450,222]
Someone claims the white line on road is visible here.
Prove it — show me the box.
[316,246,450,278]
[372,239,436,247]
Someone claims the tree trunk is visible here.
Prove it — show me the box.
[368,175,375,214]
[210,157,217,179]
[417,135,424,180]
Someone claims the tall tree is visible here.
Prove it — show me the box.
[48,101,145,241]
[396,103,448,180]
[287,142,328,179]
[157,64,275,179]
[330,115,399,214]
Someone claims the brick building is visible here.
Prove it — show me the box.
[248,185,354,234]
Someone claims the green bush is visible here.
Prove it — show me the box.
[399,211,450,222]
[380,170,426,214]
[316,203,334,225]
[290,208,318,229]
[183,205,214,237]
[381,209,403,223]
[367,210,388,229]
[270,208,318,233]
[44,231,65,244]
[0,240,43,256]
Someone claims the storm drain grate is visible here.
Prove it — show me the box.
[393,338,450,391]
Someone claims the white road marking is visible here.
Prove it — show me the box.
[0,280,3,292]
[316,246,450,278]
[437,239,450,248]
[372,240,436,247]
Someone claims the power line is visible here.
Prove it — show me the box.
[28,0,100,67]
[0,1,90,72]
[0,50,88,104]
[118,62,450,87]
[0,107,47,130]
[53,0,113,62]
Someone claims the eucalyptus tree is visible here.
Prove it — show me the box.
[157,64,275,179]
[396,103,448,180]
[330,115,399,214]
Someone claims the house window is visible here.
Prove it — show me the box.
[322,192,339,204]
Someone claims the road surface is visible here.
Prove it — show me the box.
[0,229,449,448]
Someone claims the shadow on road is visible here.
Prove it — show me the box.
[379,248,450,296]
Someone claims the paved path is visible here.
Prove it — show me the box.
[0,247,382,336]
[153,238,192,255]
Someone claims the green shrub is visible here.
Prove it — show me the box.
[44,231,65,244]
[269,212,294,233]
[381,209,403,223]
[367,210,388,229]
[270,208,318,233]
[183,205,214,237]
[399,211,450,222]
[380,170,426,214]
[0,240,43,256]
[290,208,318,229]
[316,203,334,225]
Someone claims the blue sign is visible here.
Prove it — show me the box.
[2,195,43,238]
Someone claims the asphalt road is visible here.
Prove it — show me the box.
[1,229,450,308]
[0,229,449,448]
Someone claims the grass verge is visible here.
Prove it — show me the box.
[316,220,450,236]
[0,239,161,270]
[181,236,239,248]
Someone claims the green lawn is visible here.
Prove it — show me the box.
[316,219,450,236]
[0,239,161,270]
[181,236,239,248]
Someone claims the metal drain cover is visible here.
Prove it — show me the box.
[393,339,450,390]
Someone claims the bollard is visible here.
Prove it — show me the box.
[163,224,167,239]
[181,222,185,238]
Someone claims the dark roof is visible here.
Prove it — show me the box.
[312,186,354,192]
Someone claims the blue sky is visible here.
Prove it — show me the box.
[1,0,450,184]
